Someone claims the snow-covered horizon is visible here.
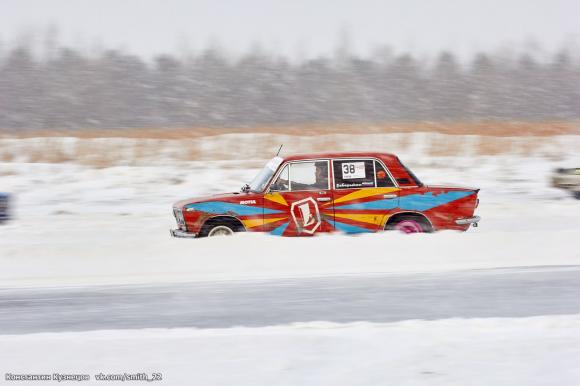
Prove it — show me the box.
[1,132,579,166]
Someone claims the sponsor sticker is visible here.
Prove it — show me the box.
[336,181,374,189]
[290,197,321,234]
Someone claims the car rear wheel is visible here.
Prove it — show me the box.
[386,215,431,234]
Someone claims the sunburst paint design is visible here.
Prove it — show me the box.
[264,192,288,207]
[242,217,287,229]
[326,187,400,206]
[182,189,476,236]
[330,189,475,234]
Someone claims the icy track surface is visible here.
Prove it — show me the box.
[2,266,579,334]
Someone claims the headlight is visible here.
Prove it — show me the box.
[173,208,186,228]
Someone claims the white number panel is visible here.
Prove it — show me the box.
[341,162,366,179]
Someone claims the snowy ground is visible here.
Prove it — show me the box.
[1,315,579,386]
[1,135,580,385]
[1,152,579,288]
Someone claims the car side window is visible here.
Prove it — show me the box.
[270,164,290,191]
[375,161,396,187]
[333,159,376,189]
[289,161,330,191]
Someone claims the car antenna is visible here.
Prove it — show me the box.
[276,144,283,156]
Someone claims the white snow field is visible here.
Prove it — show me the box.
[1,315,580,386]
[1,133,579,385]
[1,135,579,288]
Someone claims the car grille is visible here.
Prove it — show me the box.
[173,208,186,230]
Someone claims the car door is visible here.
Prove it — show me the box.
[330,158,399,233]
[262,159,335,236]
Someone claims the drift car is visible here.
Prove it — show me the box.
[551,167,580,199]
[171,152,480,237]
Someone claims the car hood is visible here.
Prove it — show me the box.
[173,192,248,208]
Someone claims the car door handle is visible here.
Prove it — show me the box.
[383,194,397,199]
[317,197,331,202]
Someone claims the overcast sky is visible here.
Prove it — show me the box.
[1,0,579,61]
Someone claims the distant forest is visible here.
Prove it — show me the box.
[1,35,579,130]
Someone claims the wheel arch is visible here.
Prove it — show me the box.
[385,211,434,231]
[200,215,246,234]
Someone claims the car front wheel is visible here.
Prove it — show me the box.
[207,224,235,237]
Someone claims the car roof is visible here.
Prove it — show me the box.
[281,152,398,163]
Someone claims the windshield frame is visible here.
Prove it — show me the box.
[247,157,284,193]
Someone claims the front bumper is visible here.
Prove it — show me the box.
[455,216,481,227]
[170,229,198,238]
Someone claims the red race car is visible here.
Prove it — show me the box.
[170,152,480,238]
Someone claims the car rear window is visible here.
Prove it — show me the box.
[375,161,396,187]
[397,157,423,187]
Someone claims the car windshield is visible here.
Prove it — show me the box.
[248,157,283,192]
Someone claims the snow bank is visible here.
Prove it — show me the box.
[1,315,579,386]
[1,221,580,288]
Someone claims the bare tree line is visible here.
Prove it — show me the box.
[0,36,579,130]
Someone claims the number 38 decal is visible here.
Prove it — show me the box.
[341,162,365,179]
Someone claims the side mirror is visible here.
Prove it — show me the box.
[241,184,250,193]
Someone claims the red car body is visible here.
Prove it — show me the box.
[171,152,480,238]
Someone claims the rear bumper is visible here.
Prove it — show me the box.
[455,216,481,226]
[170,229,197,238]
